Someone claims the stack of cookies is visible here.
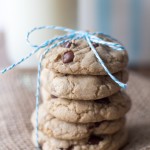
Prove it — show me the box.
[31,34,131,150]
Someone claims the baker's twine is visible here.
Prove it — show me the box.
[0,26,127,149]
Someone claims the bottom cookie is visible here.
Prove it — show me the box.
[32,129,128,150]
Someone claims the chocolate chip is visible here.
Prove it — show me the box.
[61,41,71,48]
[92,42,99,48]
[88,122,101,129]
[51,95,57,98]
[63,51,74,63]
[65,42,72,48]
[95,97,111,104]
[88,124,95,130]
[67,145,74,150]
[87,135,104,145]
[59,145,73,150]
[62,41,76,48]
[94,122,101,128]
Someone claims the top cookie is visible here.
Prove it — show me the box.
[42,34,128,75]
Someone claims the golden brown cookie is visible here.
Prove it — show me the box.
[47,92,131,123]
[41,69,128,100]
[42,129,128,150]
[42,34,128,75]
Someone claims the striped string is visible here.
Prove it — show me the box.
[0,25,127,149]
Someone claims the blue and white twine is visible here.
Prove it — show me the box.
[0,26,127,149]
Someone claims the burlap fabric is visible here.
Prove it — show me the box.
[0,70,150,150]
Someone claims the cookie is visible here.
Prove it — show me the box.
[31,104,125,140]
[47,92,131,123]
[42,34,128,75]
[42,129,128,150]
[41,69,128,100]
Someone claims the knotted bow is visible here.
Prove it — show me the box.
[0,26,127,149]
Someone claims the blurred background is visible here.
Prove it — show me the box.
[0,0,150,76]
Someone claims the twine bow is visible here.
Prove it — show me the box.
[0,26,127,149]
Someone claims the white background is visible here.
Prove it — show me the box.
[0,0,5,31]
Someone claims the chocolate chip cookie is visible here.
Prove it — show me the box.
[42,34,128,75]
[42,129,128,150]
[41,69,128,100]
[47,92,131,123]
